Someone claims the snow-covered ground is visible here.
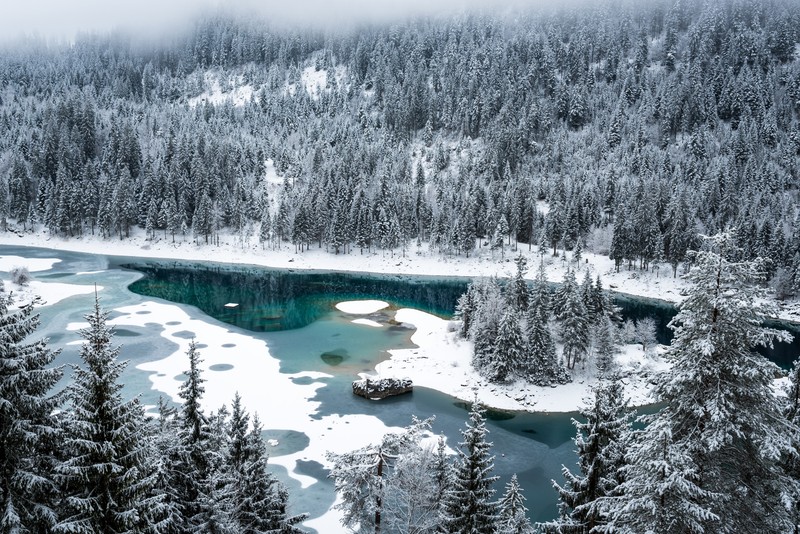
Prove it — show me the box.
[364,307,668,413]
[187,71,254,108]
[0,254,100,307]
[0,228,689,305]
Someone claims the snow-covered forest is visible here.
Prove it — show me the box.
[3,0,800,532]
[0,0,799,294]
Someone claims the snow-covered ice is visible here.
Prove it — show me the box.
[352,318,383,328]
[0,253,100,307]
[0,255,60,272]
[335,300,389,314]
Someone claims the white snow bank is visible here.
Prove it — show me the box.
[352,318,382,328]
[377,308,669,413]
[5,280,99,308]
[335,300,388,314]
[0,255,60,272]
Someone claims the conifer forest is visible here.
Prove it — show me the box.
[2,0,800,532]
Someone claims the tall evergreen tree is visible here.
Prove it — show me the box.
[490,310,525,383]
[175,340,212,530]
[549,379,631,533]
[0,291,63,533]
[497,475,533,534]
[604,233,797,533]
[441,401,499,534]
[55,295,163,533]
[507,254,530,313]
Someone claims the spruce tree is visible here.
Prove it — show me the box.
[524,304,569,386]
[605,233,797,533]
[55,295,162,533]
[600,418,720,533]
[441,401,499,534]
[783,359,800,532]
[238,414,306,533]
[557,275,590,370]
[498,474,533,534]
[175,340,212,530]
[507,254,530,313]
[550,379,631,533]
[0,291,63,533]
[491,310,525,383]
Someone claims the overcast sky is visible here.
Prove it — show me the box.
[0,0,539,42]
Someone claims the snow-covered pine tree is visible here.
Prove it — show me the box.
[432,434,452,506]
[150,397,185,533]
[506,254,530,313]
[490,309,525,383]
[469,279,504,375]
[606,233,797,533]
[454,283,478,339]
[598,418,720,534]
[783,359,800,531]
[548,378,631,533]
[551,268,577,319]
[580,269,595,322]
[441,401,499,534]
[235,413,306,533]
[174,339,213,530]
[497,474,533,534]
[198,406,237,533]
[556,272,590,370]
[55,295,163,533]
[524,303,570,386]
[327,417,433,533]
[0,291,63,532]
[529,258,551,316]
[592,316,618,375]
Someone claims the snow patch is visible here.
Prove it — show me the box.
[0,255,60,272]
[335,300,388,314]
[5,280,99,308]
[352,318,382,328]
[187,71,254,108]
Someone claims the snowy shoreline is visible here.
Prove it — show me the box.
[1,231,797,408]
[0,231,680,414]
[0,229,688,302]
[2,230,798,325]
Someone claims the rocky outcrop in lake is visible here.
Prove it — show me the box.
[352,377,413,400]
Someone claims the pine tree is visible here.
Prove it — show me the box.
[175,340,212,530]
[524,304,569,386]
[491,310,525,383]
[441,401,499,534]
[782,359,800,532]
[529,259,551,317]
[599,419,720,534]
[556,271,590,370]
[238,414,306,533]
[0,292,63,533]
[605,233,797,533]
[150,398,185,534]
[506,254,530,313]
[549,379,631,533]
[328,417,432,534]
[497,475,533,534]
[56,295,162,533]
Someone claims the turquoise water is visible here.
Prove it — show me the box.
[3,245,798,528]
